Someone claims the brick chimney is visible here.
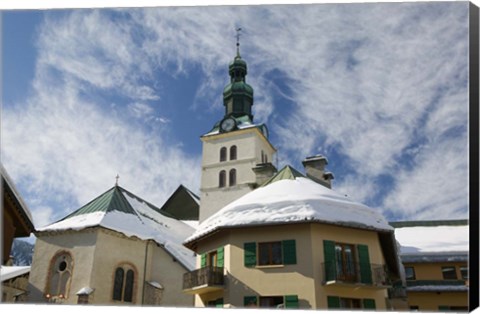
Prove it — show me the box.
[302,155,334,188]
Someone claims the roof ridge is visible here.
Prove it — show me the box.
[53,185,141,224]
[260,165,305,187]
[119,186,177,219]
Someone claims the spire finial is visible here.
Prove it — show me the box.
[236,27,242,57]
[115,174,120,186]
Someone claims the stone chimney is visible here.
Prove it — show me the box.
[252,162,277,187]
[302,155,334,188]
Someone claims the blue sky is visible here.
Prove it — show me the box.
[1,2,471,232]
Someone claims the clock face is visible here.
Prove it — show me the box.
[221,118,236,132]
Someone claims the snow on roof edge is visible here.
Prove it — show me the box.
[1,266,31,282]
[184,218,393,248]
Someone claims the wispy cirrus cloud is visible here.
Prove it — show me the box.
[2,3,469,229]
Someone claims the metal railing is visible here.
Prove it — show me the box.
[322,262,389,286]
[183,266,224,290]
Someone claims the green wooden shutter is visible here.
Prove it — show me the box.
[282,240,297,265]
[327,296,340,309]
[284,295,299,308]
[244,242,257,267]
[363,299,376,309]
[216,298,224,308]
[244,296,257,307]
[217,247,224,267]
[357,244,373,284]
[323,240,336,281]
[200,253,207,267]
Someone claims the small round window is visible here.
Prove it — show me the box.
[58,260,67,272]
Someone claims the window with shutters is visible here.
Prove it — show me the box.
[200,247,224,268]
[259,242,282,266]
[207,298,224,308]
[327,296,376,310]
[335,243,357,282]
[323,240,376,285]
[244,240,296,267]
[245,295,299,309]
[112,264,136,303]
[183,247,225,291]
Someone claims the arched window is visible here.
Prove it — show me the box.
[230,145,237,160]
[46,251,73,300]
[112,265,136,303]
[219,170,226,188]
[113,268,124,301]
[220,147,227,162]
[229,169,237,186]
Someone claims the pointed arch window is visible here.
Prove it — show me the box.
[112,265,136,303]
[229,169,237,186]
[219,170,226,188]
[46,251,73,300]
[220,147,227,162]
[230,145,237,160]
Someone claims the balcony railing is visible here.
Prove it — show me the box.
[322,262,390,287]
[183,266,224,292]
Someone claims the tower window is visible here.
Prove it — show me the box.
[219,170,226,188]
[230,145,237,160]
[220,147,227,162]
[229,169,237,186]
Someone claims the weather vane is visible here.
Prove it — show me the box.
[115,174,120,186]
[236,27,242,56]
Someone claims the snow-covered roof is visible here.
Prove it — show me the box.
[407,285,469,292]
[1,266,30,282]
[393,223,468,255]
[76,287,94,295]
[1,163,35,230]
[147,281,164,290]
[182,220,200,230]
[37,186,196,270]
[185,171,392,246]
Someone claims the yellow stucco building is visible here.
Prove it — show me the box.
[393,220,469,312]
[183,166,403,310]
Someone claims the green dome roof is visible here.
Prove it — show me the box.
[223,81,254,96]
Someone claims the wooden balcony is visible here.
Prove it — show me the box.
[322,262,390,288]
[183,266,225,295]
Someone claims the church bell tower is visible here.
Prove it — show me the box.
[198,31,277,222]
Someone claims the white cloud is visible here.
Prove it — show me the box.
[2,3,469,228]
[3,67,200,225]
